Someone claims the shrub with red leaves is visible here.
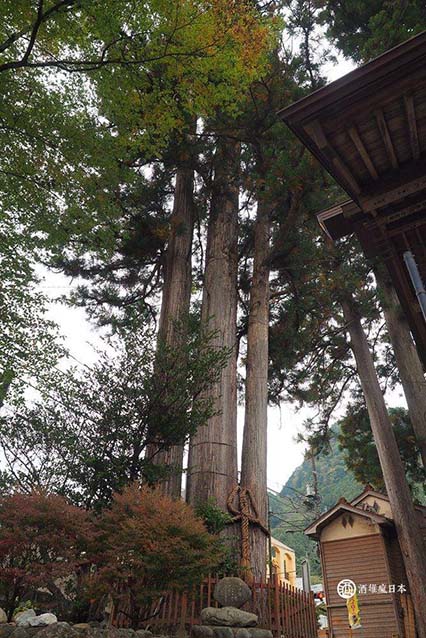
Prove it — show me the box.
[0,491,93,619]
[94,483,223,628]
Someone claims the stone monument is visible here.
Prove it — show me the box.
[192,578,272,638]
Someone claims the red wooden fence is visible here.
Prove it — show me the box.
[111,576,317,638]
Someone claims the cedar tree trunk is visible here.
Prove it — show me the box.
[149,163,194,498]
[240,198,271,580]
[375,265,426,468]
[187,136,239,512]
[341,295,426,638]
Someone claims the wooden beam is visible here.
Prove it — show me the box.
[348,126,379,180]
[360,172,426,212]
[404,94,420,160]
[375,109,399,169]
[385,199,426,226]
[305,120,361,195]
[387,217,426,239]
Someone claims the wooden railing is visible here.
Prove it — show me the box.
[111,575,318,638]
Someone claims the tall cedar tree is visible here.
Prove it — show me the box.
[237,19,331,576]
[145,127,196,498]
[374,265,426,468]
[187,135,240,519]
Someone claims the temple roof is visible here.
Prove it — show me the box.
[278,30,426,205]
[279,31,426,366]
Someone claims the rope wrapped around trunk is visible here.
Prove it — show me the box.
[227,485,269,580]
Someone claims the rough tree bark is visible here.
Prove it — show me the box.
[186,136,240,512]
[375,265,426,468]
[148,162,194,498]
[341,294,426,638]
[240,198,271,580]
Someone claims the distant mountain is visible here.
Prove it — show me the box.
[281,434,363,510]
[269,430,363,578]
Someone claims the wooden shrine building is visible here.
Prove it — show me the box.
[278,30,426,367]
[305,486,426,638]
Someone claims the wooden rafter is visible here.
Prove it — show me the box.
[375,109,399,169]
[384,199,426,226]
[404,94,420,160]
[360,172,426,212]
[348,126,379,180]
[304,119,361,195]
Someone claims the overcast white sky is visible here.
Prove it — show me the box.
[38,52,407,495]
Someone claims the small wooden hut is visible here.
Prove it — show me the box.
[305,486,426,638]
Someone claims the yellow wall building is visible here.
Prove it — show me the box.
[269,537,297,587]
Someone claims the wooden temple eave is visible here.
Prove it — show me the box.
[278,29,426,368]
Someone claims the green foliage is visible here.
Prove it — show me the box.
[195,498,238,575]
[0,0,275,362]
[282,435,362,511]
[0,262,64,408]
[319,0,426,62]
[0,206,66,408]
[0,323,229,508]
[338,404,425,501]
[268,225,393,438]
[56,165,174,328]
[93,484,223,628]
[13,601,35,615]
[195,498,233,535]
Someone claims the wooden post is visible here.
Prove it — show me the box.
[289,586,294,637]
[180,593,188,634]
[310,591,317,638]
[283,583,289,637]
[273,574,281,637]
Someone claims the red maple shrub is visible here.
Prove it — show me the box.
[0,491,93,619]
[93,483,223,628]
